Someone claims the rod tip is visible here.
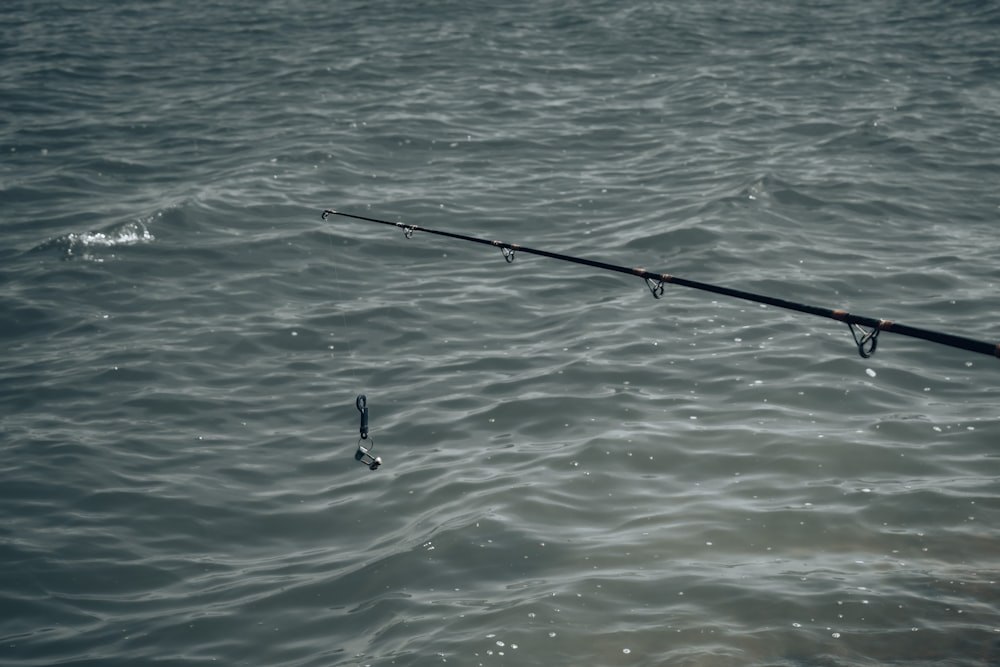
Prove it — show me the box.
[321,209,337,220]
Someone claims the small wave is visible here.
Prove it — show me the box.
[31,218,155,261]
[727,173,828,209]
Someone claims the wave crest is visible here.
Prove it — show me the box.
[32,219,155,261]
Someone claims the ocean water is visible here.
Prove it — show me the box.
[2,1,1000,665]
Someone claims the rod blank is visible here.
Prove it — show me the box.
[322,209,999,361]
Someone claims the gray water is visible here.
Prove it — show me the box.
[3,1,1000,665]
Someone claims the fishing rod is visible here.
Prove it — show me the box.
[322,209,999,361]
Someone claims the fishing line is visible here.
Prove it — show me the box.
[322,208,1000,362]
[328,221,383,470]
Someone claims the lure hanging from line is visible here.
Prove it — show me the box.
[322,209,999,362]
[354,394,381,470]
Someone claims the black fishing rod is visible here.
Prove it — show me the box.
[322,209,999,361]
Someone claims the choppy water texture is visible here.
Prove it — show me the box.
[3,1,1000,665]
